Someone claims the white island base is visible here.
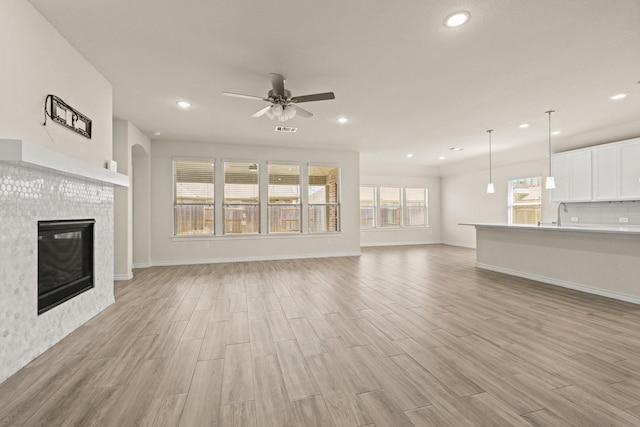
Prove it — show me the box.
[469,224,640,304]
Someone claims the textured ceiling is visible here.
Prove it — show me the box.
[28,0,640,175]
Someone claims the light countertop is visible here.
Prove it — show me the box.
[461,223,640,236]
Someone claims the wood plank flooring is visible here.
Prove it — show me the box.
[3,244,640,426]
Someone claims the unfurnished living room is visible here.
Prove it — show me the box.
[1,0,640,426]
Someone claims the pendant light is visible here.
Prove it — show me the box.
[486,129,494,193]
[545,110,556,189]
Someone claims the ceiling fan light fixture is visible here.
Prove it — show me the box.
[271,104,283,116]
[286,106,296,120]
[265,108,275,120]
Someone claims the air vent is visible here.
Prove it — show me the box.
[275,126,298,133]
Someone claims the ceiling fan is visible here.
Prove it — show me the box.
[223,73,335,122]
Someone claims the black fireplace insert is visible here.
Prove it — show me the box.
[38,219,95,314]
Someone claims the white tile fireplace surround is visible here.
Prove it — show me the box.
[0,140,127,383]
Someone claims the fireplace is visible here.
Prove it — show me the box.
[38,219,95,314]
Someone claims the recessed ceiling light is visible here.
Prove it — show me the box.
[176,101,191,108]
[449,147,464,151]
[406,154,413,158]
[337,116,349,124]
[152,131,162,136]
[444,11,470,28]
[552,130,562,135]
[610,93,627,100]
[439,156,446,160]
[519,123,530,128]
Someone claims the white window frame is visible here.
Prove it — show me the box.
[378,186,403,228]
[508,176,542,225]
[172,158,215,236]
[223,160,261,235]
[267,161,302,234]
[359,185,377,229]
[403,187,428,227]
[308,164,341,233]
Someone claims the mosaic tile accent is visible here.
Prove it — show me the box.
[0,162,115,383]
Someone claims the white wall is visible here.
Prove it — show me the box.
[441,158,556,248]
[113,120,151,278]
[148,140,360,264]
[133,145,152,267]
[0,0,112,168]
[360,174,441,247]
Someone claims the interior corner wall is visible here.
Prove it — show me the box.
[148,140,360,265]
[0,0,112,168]
[133,146,151,268]
[360,174,442,247]
[113,120,151,278]
[440,158,554,248]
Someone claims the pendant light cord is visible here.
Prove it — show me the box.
[487,129,493,183]
[546,110,555,175]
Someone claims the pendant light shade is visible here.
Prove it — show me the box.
[545,110,556,189]
[486,129,494,194]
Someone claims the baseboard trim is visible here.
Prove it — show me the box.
[149,251,362,267]
[133,262,152,269]
[113,272,133,281]
[442,240,476,249]
[360,240,442,248]
[477,262,640,305]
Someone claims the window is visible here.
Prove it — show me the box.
[508,176,542,225]
[379,187,402,227]
[404,187,427,226]
[308,165,340,232]
[268,164,301,233]
[359,186,376,228]
[224,162,260,234]
[360,186,429,229]
[173,160,214,236]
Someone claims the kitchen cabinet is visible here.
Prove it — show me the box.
[550,150,591,202]
[618,140,640,199]
[592,145,617,200]
[552,137,640,202]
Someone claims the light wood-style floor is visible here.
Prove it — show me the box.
[3,244,640,426]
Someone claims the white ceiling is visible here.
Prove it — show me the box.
[28,0,640,176]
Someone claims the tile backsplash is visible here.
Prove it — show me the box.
[558,201,640,226]
[0,161,115,383]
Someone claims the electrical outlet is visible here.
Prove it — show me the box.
[204,242,210,248]
[571,217,579,222]
[619,217,629,223]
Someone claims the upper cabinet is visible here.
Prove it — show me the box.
[550,150,591,202]
[551,137,640,202]
[592,145,617,200]
[618,140,640,199]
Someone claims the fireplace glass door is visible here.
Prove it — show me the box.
[38,219,95,314]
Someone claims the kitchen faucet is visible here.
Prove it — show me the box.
[557,202,568,226]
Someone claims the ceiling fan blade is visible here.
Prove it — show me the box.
[222,92,267,101]
[289,104,313,118]
[251,105,272,118]
[290,92,335,103]
[270,73,285,98]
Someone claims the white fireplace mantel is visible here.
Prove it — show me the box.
[0,139,128,187]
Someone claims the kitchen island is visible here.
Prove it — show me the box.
[465,223,640,304]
